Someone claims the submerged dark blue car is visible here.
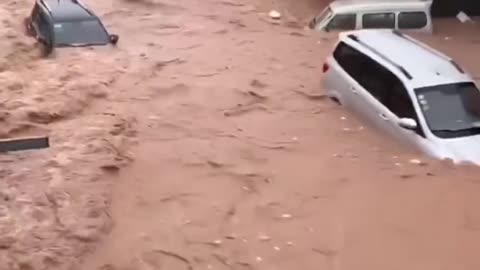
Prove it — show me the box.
[24,0,119,55]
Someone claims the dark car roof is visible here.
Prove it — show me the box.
[40,0,95,21]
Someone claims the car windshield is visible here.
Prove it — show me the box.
[53,19,109,46]
[415,82,480,138]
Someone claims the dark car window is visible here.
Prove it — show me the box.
[326,14,356,31]
[398,12,427,29]
[53,19,109,46]
[333,42,387,100]
[362,13,395,29]
[386,74,425,137]
[37,12,51,40]
[333,41,364,84]
[333,41,424,136]
[416,82,480,138]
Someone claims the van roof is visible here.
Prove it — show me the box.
[40,0,94,21]
[339,29,471,88]
[330,0,432,14]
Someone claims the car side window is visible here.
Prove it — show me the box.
[361,57,424,136]
[333,42,365,81]
[333,42,386,101]
[326,14,356,31]
[387,77,425,136]
[398,12,427,29]
[387,77,417,118]
[37,13,51,40]
[362,13,395,29]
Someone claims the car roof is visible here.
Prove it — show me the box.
[338,29,472,89]
[330,0,432,14]
[40,0,95,21]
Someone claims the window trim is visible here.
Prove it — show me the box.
[362,12,396,29]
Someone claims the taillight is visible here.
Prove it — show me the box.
[322,62,330,73]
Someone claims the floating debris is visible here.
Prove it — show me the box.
[269,10,281,20]
[457,11,472,23]
[212,239,223,246]
[409,159,426,166]
[258,234,271,241]
[225,234,237,240]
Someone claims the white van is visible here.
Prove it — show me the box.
[309,0,433,33]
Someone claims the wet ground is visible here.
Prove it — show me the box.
[2,0,480,269]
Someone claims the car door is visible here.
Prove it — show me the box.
[348,53,396,134]
[374,72,429,149]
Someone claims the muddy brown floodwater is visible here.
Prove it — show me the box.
[1,0,480,269]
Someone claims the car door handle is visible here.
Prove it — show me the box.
[350,87,358,94]
[379,113,389,120]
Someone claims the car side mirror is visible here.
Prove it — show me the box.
[109,34,119,45]
[398,118,418,130]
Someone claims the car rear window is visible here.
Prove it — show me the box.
[53,19,109,46]
[398,12,428,29]
[362,12,395,29]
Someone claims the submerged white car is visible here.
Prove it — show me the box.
[322,29,480,165]
[309,0,433,33]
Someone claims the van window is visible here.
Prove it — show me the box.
[362,13,395,29]
[398,12,427,29]
[326,14,356,31]
[333,42,424,136]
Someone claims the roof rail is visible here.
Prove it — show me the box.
[348,34,413,80]
[391,30,464,74]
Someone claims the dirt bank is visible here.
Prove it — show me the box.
[1,0,480,270]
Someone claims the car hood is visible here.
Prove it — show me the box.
[437,135,480,165]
